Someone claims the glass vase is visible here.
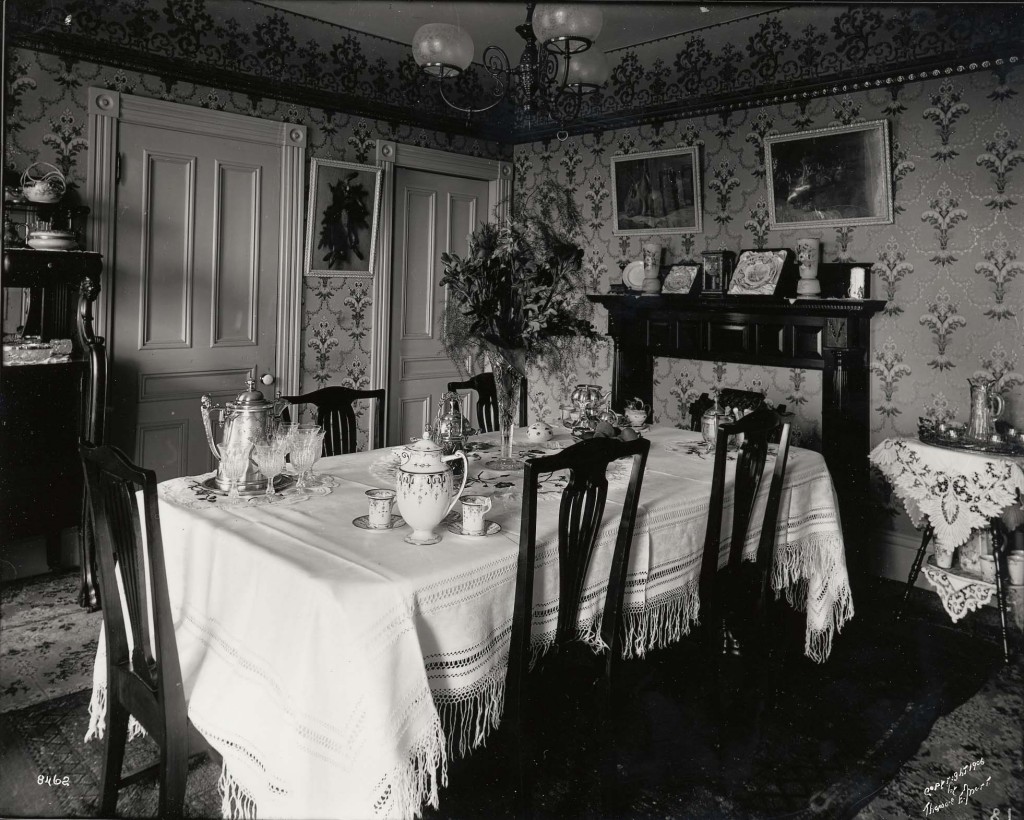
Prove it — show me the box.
[489,351,524,471]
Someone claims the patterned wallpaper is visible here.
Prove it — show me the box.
[4,46,506,441]
[514,68,1024,475]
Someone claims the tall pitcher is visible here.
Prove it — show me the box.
[967,376,1004,440]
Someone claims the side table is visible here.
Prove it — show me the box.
[869,437,1024,662]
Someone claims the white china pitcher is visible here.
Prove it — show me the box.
[396,429,469,545]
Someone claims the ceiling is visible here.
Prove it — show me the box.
[255,1,782,59]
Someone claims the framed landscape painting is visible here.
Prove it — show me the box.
[611,146,702,236]
[764,120,893,230]
[304,158,383,277]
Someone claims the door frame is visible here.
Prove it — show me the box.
[85,88,307,395]
[372,141,511,446]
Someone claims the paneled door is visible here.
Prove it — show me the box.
[109,120,283,481]
[388,168,490,445]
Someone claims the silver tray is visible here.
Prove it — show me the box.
[200,474,295,496]
[918,429,1024,457]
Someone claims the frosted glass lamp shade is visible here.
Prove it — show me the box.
[412,23,474,78]
[533,4,603,55]
[564,48,609,92]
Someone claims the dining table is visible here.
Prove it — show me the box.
[86,425,853,820]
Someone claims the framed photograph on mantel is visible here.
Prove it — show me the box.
[304,157,383,277]
[610,146,703,236]
[764,120,893,230]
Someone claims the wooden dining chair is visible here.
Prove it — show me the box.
[698,403,793,666]
[79,442,219,819]
[447,372,527,432]
[281,385,385,455]
[503,435,651,815]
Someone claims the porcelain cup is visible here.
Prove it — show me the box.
[1008,551,1024,586]
[978,554,996,582]
[461,495,492,535]
[366,488,396,528]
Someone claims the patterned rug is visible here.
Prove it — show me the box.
[0,573,1020,819]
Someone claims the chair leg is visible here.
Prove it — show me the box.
[157,739,189,820]
[99,700,129,817]
[896,525,933,623]
[991,520,1011,664]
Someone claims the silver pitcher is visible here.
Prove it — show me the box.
[201,377,277,493]
[967,376,1005,441]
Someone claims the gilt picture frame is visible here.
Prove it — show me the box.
[610,146,702,236]
[304,157,383,277]
[764,120,893,230]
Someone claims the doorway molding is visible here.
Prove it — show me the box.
[86,88,307,394]
[372,141,511,446]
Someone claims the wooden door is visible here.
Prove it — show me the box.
[109,121,282,481]
[388,169,489,445]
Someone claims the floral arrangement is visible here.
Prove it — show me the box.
[439,184,598,380]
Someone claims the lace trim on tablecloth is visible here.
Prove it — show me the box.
[159,472,340,511]
[921,563,996,622]
[869,438,1024,555]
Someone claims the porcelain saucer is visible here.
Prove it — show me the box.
[446,519,501,537]
[352,514,405,531]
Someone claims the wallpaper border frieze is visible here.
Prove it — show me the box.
[8,0,1022,145]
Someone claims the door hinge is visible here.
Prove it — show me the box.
[115,153,122,184]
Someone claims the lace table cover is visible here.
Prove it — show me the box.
[869,437,1024,561]
[921,560,1024,630]
[88,427,851,820]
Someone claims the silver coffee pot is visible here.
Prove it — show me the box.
[201,377,277,493]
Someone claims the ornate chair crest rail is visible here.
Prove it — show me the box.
[282,386,386,455]
[79,442,218,817]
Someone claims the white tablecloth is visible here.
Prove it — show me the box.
[869,437,1024,560]
[88,427,851,820]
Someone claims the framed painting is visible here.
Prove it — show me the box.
[764,120,893,230]
[610,146,702,236]
[304,158,383,277]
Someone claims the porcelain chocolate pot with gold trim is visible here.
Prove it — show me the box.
[396,429,469,546]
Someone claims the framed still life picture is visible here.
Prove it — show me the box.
[727,249,794,296]
[764,120,893,230]
[662,263,701,294]
[610,146,703,236]
[304,158,383,277]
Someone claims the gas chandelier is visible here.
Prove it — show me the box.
[411,3,610,123]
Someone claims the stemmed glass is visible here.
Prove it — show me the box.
[220,441,253,500]
[252,439,287,496]
[289,436,319,494]
[304,429,326,487]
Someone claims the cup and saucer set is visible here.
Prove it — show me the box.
[353,488,406,530]
[446,495,501,537]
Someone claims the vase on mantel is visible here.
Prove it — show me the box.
[488,348,526,471]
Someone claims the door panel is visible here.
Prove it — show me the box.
[111,120,282,481]
[388,169,489,445]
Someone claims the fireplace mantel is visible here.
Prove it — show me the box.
[588,293,887,564]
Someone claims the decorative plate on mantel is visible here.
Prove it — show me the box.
[621,260,645,291]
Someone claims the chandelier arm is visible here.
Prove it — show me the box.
[436,45,511,117]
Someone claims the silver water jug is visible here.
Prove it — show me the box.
[201,377,277,493]
[967,376,1005,441]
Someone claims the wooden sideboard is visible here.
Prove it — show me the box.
[1,248,105,609]
[588,293,887,567]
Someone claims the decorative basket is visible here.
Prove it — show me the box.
[20,162,66,204]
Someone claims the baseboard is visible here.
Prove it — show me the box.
[867,528,927,587]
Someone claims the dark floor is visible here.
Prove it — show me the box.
[0,573,1021,819]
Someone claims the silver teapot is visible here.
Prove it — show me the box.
[568,384,609,436]
[201,377,277,493]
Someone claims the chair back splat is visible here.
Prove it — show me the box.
[80,442,217,818]
[447,372,527,433]
[503,436,650,767]
[698,404,792,657]
[282,385,386,455]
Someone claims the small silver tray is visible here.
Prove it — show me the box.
[199,474,295,496]
[918,428,1024,457]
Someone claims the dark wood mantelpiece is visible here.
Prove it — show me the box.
[588,293,887,569]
